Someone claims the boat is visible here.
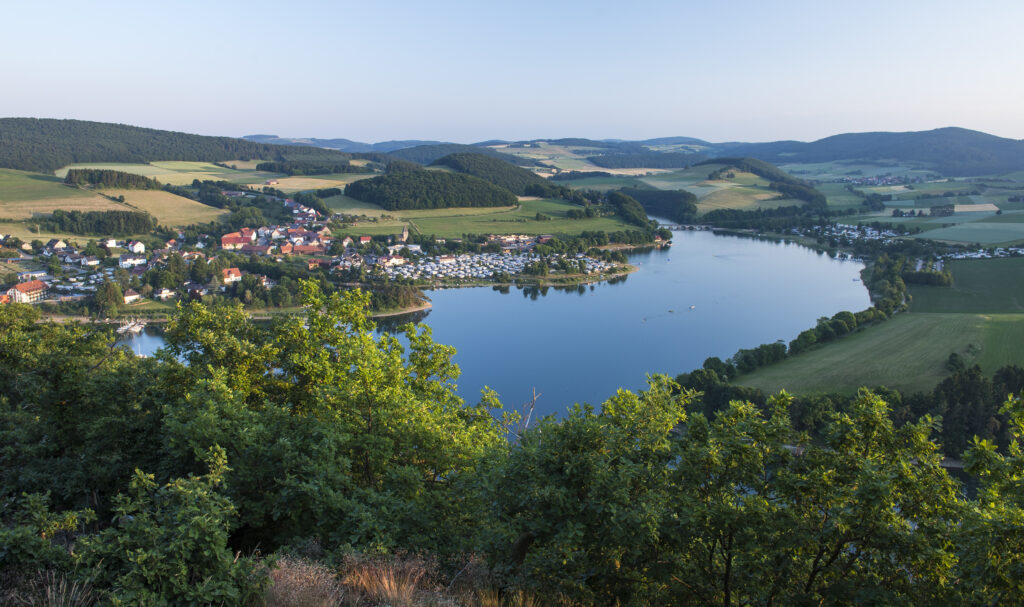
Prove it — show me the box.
[116,318,146,335]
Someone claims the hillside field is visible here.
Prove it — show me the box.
[735,312,1024,395]
[55,161,283,186]
[326,198,639,239]
[736,256,1024,395]
[97,189,227,226]
[0,169,124,218]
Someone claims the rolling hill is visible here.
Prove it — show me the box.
[0,118,351,173]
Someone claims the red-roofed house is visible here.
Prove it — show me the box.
[7,279,48,303]
[292,244,326,256]
[222,268,242,284]
[359,236,372,245]
[220,232,249,250]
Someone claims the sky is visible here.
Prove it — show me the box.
[4,0,1023,143]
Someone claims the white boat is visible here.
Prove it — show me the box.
[116,318,146,335]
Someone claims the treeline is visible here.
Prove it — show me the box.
[345,170,518,210]
[676,356,1024,458]
[430,152,548,195]
[550,170,613,181]
[701,156,827,207]
[38,209,156,235]
[0,117,351,173]
[618,187,698,223]
[587,151,702,169]
[606,191,654,228]
[254,160,371,175]
[63,169,161,189]
[4,298,1024,605]
[719,255,909,379]
[386,142,542,166]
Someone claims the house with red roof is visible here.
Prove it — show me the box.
[6,279,48,303]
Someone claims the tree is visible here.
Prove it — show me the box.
[93,280,123,317]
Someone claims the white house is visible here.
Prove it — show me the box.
[127,241,146,254]
[118,256,147,269]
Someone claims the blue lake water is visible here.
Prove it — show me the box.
[118,230,870,418]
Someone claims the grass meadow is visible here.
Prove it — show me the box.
[910,258,1024,313]
[55,161,283,186]
[97,189,227,226]
[736,312,1024,395]
[0,169,123,219]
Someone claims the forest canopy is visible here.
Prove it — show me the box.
[344,170,518,210]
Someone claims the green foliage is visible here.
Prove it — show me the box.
[617,187,697,223]
[76,447,269,606]
[0,493,95,574]
[345,170,518,210]
[40,208,157,235]
[64,168,162,189]
[960,392,1024,603]
[0,117,351,173]
[431,153,549,195]
[606,191,652,228]
[255,160,370,175]
[387,143,542,167]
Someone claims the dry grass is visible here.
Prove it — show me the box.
[266,557,346,607]
[97,189,226,226]
[344,559,425,607]
[1,571,95,607]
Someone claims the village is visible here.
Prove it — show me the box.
[1,192,627,309]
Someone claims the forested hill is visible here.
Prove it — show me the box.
[430,152,548,195]
[721,127,1024,176]
[0,118,352,173]
[386,143,543,167]
[243,134,442,153]
[344,170,518,210]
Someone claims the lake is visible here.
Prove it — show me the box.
[117,229,869,418]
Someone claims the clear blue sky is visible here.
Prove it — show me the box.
[4,0,1023,143]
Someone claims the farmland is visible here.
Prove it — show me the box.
[96,189,227,226]
[0,168,123,218]
[54,161,283,186]
[735,312,1024,395]
[736,256,1024,395]
[326,198,639,239]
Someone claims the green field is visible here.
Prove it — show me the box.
[324,194,386,215]
[97,189,227,226]
[910,257,1024,313]
[737,256,1024,395]
[55,161,283,186]
[0,168,124,219]
[736,312,1024,395]
[914,222,1024,245]
[326,198,639,239]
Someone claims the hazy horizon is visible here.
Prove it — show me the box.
[5,0,1023,143]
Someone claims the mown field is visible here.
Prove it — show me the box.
[736,312,1024,395]
[97,189,227,226]
[737,256,1024,395]
[326,198,639,239]
[0,168,123,218]
[911,257,1024,313]
[54,161,283,186]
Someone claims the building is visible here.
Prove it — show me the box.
[7,279,48,303]
[222,267,242,284]
[127,240,146,254]
[154,288,176,301]
[118,256,147,269]
[123,288,142,304]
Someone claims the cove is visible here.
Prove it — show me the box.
[382,229,869,417]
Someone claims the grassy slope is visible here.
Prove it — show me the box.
[0,168,122,219]
[326,198,637,239]
[97,189,227,226]
[736,257,1024,395]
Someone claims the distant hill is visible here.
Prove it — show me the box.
[345,170,517,210]
[431,152,548,195]
[387,143,542,167]
[0,118,352,173]
[588,152,705,169]
[720,127,1024,176]
[243,134,442,153]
